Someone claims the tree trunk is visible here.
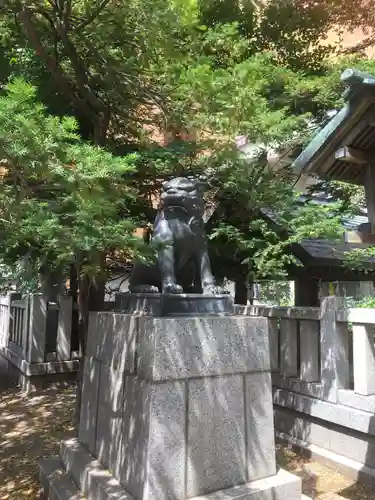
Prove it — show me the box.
[74,273,90,430]
[235,276,248,305]
[88,277,106,311]
[73,269,106,430]
[39,268,65,301]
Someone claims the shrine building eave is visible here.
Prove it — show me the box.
[292,68,375,185]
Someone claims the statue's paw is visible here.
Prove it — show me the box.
[129,285,159,293]
[203,285,227,295]
[163,283,184,294]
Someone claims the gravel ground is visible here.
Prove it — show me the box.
[0,386,75,500]
[276,445,375,500]
[0,385,374,500]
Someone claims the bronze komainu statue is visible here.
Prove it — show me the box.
[129,176,224,295]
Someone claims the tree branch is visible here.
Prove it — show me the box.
[19,6,113,143]
[54,20,112,141]
[75,0,112,31]
[63,0,72,30]
[33,8,61,63]
[341,34,375,54]
[17,7,96,122]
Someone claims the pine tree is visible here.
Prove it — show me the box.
[0,79,152,423]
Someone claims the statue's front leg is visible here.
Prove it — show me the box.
[158,246,183,294]
[197,245,225,295]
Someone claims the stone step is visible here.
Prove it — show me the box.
[59,438,133,500]
[39,456,85,500]
[59,438,310,500]
[42,441,310,500]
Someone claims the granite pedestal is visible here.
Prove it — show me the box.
[115,292,234,316]
[39,296,303,500]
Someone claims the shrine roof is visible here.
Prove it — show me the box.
[293,68,375,185]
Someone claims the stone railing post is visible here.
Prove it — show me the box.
[353,321,375,395]
[299,319,320,382]
[0,298,5,349]
[341,309,375,396]
[280,318,298,377]
[269,318,279,371]
[27,294,47,363]
[320,296,349,402]
[56,294,73,361]
[3,292,21,348]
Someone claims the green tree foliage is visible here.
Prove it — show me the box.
[1,0,374,142]
[151,29,354,284]
[0,0,372,292]
[0,0,191,144]
[197,0,375,71]
[253,280,294,307]
[205,160,344,285]
[0,78,150,333]
[198,0,333,71]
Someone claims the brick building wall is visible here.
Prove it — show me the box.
[324,25,375,58]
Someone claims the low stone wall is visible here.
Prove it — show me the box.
[0,346,78,392]
[239,299,375,488]
[0,293,79,392]
[274,401,375,488]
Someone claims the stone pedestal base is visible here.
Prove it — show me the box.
[40,439,302,500]
[39,311,303,500]
[115,292,234,316]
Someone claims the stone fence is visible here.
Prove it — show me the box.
[0,292,80,391]
[236,297,375,488]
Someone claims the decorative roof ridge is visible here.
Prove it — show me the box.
[341,68,375,101]
[341,68,375,87]
[292,67,375,177]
